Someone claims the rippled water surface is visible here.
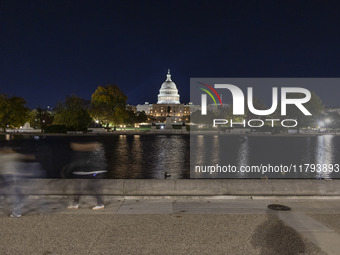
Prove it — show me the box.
[0,135,190,179]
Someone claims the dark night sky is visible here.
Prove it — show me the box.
[1,0,340,108]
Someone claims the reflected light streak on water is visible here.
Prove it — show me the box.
[208,135,220,178]
[196,135,205,165]
[150,135,188,179]
[315,135,334,179]
[193,135,205,178]
[151,135,168,179]
[237,137,249,178]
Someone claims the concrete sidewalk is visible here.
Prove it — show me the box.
[1,196,340,254]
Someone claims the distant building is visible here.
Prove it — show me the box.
[151,104,190,121]
[136,70,200,123]
[136,102,153,115]
[127,104,137,113]
[187,102,200,114]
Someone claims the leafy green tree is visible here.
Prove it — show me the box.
[90,85,128,130]
[276,91,325,128]
[214,105,233,120]
[123,109,137,126]
[124,109,148,126]
[53,95,92,131]
[0,94,29,132]
[190,109,215,127]
[29,107,54,132]
[136,111,148,123]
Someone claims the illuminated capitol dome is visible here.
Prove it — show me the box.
[136,69,194,123]
[157,69,180,104]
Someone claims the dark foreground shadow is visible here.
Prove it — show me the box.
[251,213,305,255]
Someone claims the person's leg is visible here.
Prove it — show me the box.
[68,194,80,209]
[11,188,23,217]
[9,175,24,217]
[90,175,104,210]
[68,175,81,209]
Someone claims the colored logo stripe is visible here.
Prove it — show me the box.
[199,88,217,105]
[198,82,223,106]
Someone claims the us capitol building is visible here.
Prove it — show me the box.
[136,70,198,123]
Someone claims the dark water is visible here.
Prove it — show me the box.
[0,134,190,179]
[1,134,339,179]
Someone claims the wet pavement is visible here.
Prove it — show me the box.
[0,196,339,254]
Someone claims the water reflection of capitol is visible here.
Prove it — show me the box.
[136,70,199,123]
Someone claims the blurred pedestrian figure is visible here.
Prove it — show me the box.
[62,141,107,210]
[0,146,28,218]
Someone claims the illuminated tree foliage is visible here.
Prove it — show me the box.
[53,95,92,131]
[274,91,325,128]
[190,109,215,126]
[0,94,29,132]
[90,85,128,129]
[29,107,54,132]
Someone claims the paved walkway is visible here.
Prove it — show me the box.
[0,196,340,254]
